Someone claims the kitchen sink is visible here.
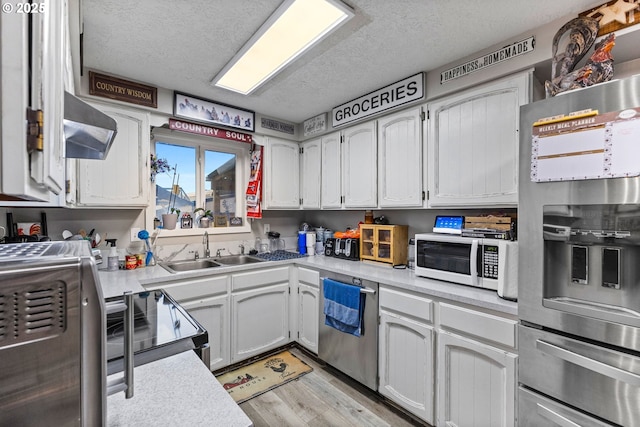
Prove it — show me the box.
[212,254,264,265]
[160,259,221,273]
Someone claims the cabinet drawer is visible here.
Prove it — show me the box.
[232,266,290,292]
[439,302,517,349]
[160,275,228,301]
[380,286,433,324]
[298,267,319,287]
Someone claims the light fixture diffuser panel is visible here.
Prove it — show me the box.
[212,0,354,95]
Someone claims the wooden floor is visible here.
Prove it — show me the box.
[238,347,429,427]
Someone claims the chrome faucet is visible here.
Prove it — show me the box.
[203,231,210,258]
[239,243,245,255]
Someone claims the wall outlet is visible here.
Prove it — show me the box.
[131,227,141,241]
[264,224,270,234]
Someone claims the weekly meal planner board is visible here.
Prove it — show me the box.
[531,107,640,182]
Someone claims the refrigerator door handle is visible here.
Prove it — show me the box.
[536,339,640,386]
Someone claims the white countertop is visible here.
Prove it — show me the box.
[101,254,516,425]
[107,351,252,427]
[98,255,517,315]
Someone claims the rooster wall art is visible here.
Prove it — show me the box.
[545,16,616,97]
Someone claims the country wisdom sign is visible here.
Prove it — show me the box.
[89,71,157,108]
[440,36,535,84]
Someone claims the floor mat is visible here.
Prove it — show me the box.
[216,350,313,403]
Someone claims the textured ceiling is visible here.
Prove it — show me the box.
[82,0,600,123]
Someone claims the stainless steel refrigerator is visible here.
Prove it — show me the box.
[518,74,640,426]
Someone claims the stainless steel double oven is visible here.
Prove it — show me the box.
[518,75,640,426]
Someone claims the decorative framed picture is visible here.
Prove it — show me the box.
[173,92,255,132]
[214,215,228,227]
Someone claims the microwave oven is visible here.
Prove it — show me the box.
[414,233,518,300]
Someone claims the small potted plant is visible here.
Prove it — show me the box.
[193,208,213,228]
[162,208,179,230]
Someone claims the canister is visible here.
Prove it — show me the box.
[297,231,307,255]
[125,255,137,270]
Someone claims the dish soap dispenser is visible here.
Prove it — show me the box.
[106,238,119,271]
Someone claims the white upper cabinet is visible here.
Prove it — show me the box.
[0,2,67,202]
[263,137,300,209]
[76,104,150,206]
[378,107,423,207]
[322,123,377,209]
[321,131,342,208]
[427,71,532,207]
[300,138,321,209]
[342,121,377,208]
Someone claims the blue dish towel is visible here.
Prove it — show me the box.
[323,278,366,337]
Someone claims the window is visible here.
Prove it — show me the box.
[151,129,250,234]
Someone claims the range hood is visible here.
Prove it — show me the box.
[63,91,117,160]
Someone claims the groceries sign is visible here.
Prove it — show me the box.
[332,73,424,127]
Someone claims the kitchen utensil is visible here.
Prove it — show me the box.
[137,229,156,266]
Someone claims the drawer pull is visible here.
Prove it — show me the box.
[536,339,640,386]
[536,403,581,427]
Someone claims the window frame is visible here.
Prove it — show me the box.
[149,128,252,236]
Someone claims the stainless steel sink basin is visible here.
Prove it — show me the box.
[212,254,264,265]
[160,259,221,273]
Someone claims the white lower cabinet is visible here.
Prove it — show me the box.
[296,267,319,354]
[180,295,229,371]
[231,267,290,362]
[437,302,518,427]
[378,286,435,424]
[145,275,230,371]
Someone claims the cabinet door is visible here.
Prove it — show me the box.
[437,331,517,427]
[300,138,321,209]
[181,295,229,371]
[297,283,318,354]
[342,122,377,208]
[264,137,300,208]
[378,108,423,207]
[379,311,434,424]
[1,3,66,202]
[427,72,531,207]
[359,225,376,261]
[76,105,150,206]
[321,131,342,208]
[231,283,289,362]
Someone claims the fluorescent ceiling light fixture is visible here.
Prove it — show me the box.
[212,0,354,95]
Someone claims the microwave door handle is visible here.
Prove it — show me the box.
[470,239,479,286]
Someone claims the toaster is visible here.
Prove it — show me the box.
[325,237,359,261]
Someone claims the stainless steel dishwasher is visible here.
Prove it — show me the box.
[318,271,378,390]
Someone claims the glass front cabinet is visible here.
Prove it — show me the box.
[360,224,408,266]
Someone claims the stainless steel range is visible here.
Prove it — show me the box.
[518,75,640,426]
[0,241,106,426]
[106,289,209,375]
